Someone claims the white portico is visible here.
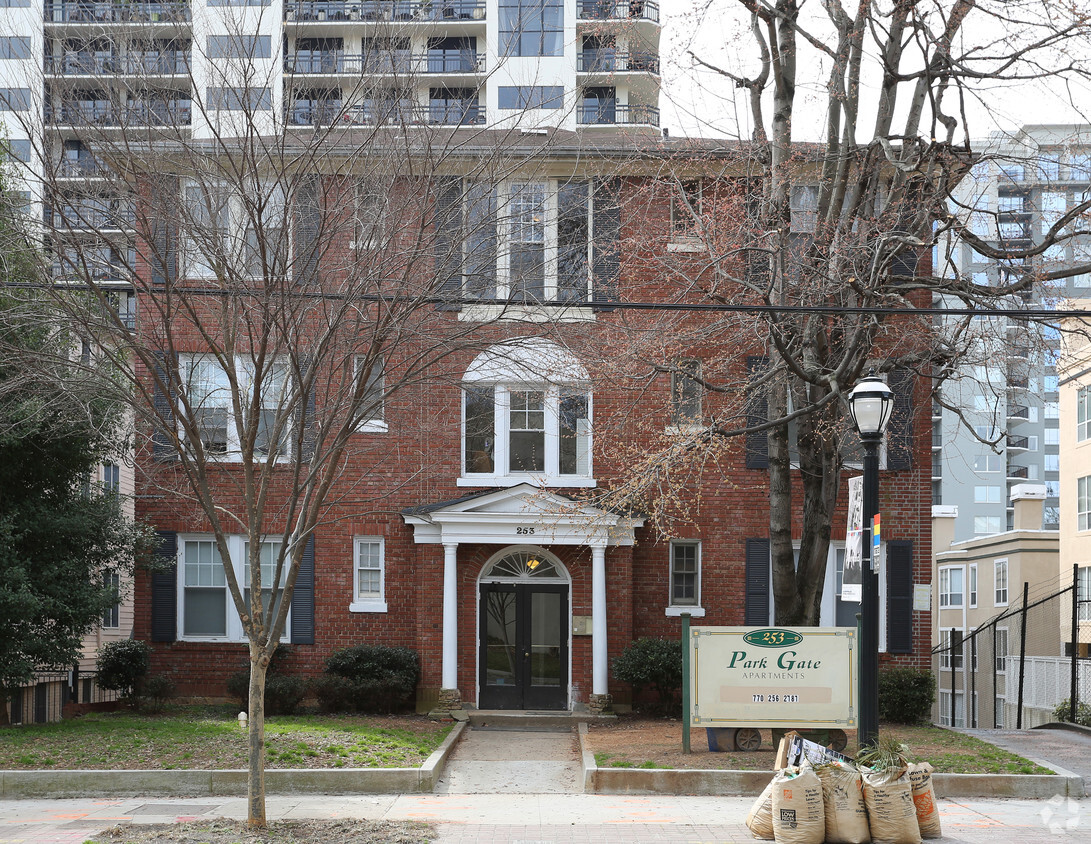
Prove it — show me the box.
[402,484,642,710]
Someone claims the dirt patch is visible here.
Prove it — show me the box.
[584,715,1054,775]
[87,819,435,844]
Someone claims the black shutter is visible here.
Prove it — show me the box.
[290,535,315,645]
[149,176,178,286]
[296,356,316,462]
[434,177,463,310]
[150,531,178,643]
[557,179,590,303]
[464,181,496,299]
[745,356,769,469]
[745,538,771,626]
[293,174,321,285]
[886,540,914,655]
[151,352,177,462]
[591,177,621,309]
[886,368,914,471]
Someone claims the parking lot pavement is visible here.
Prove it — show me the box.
[961,726,1091,790]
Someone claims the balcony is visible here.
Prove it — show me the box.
[1007,464,1029,481]
[576,51,660,74]
[288,101,484,127]
[56,156,109,178]
[1007,345,1029,359]
[1008,377,1029,390]
[1007,404,1029,421]
[45,2,191,24]
[45,103,191,127]
[45,51,189,75]
[284,50,483,74]
[1006,435,1029,451]
[932,430,943,449]
[285,1,485,22]
[576,102,660,127]
[578,1,659,23]
[51,204,135,231]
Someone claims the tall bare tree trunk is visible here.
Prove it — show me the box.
[247,648,270,827]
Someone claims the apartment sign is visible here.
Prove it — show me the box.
[689,627,856,727]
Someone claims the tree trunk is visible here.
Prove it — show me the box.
[768,378,797,625]
[247,650,270,827]
[795,395,841,626]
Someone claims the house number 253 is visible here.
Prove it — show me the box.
[516,526,535,535]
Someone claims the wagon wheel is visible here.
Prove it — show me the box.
[829,730,848,752]
[735,727,763,752]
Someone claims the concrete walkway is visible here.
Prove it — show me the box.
[962,726,1091,792]
[0,793,1085,843]
[435,725,582,794]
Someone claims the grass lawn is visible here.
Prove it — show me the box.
[0,707,451,770]
[587,719,1055,775]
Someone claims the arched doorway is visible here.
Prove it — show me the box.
[478,547,570,710]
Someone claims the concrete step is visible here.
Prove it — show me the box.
[465,710,616,729]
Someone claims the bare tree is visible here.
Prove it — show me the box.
[582,1,1091,625]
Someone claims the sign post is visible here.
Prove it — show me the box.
[689,627,856,729]
[681,612,691,753]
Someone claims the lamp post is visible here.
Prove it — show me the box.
[848,373,895,750]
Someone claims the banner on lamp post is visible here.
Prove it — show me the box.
[843,476,863,601]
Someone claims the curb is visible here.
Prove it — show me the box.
[576,723,1085,799]
[0,720,467,799]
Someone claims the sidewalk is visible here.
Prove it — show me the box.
[0,793,1085,843]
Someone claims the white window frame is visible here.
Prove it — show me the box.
[102,571,121,629]
[969,563,977,608]
[1080,476,1091,531]
[1079,386,1091,442]
[670,179,703,241]
[1078,567,1091,622]
[350,536,387,613]
[354,180,387,252]
[354,356,387,433]
[994,558,1009,606]
[668,359,703,430]
[177,534,291,643]
[178,354,293,463]
[182,179,288,280]
[939,565,964,609]
[995,626,1009,673]
[460,383,593,487]
[665,540,703,616]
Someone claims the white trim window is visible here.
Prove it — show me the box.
[354,180,386,252]
[354,356,387,432]
[183,180,288,280]
[350,536,387,613]
[1078,566,1091,622]
[939,628,964,670]
[180,355,291,461]
[1080,476,1091,531]
[995,626,1008,673]
[969,563,978,608]
[668,540,700,609]
[102,571,121,629]
[939,566,964,608]
[670,360,703,427]
[670,179,703,240]
[461,342,592,487]
[178,535,290,642]
[994,558,1009,606]
[1079,386,1091,442]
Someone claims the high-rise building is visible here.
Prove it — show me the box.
[935,124,1091,541]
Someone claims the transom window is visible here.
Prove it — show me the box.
[462,341,593,487]
[482,550,564,580]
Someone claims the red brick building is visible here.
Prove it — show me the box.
[131,133,933,714]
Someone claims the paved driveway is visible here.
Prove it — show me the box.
[962,726,1091,788]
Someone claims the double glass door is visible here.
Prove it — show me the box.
[479,583,568,710]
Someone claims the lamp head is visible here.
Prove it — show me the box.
[849,373,895,437]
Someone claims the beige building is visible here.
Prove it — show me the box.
[932,485,1059,728]
[1058,316,1091,657]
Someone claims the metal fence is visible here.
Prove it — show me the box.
[932,566,1091,729]
[6,668,118,725]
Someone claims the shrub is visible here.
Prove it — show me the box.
[877,666,936,723]
[226,645,305,715]
[96,640,151,704]
[319,644,420,713]
[1052,698,1091,726]
[612,637,682,714]
[140,675,175,714]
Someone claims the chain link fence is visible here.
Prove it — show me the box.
[932,566,1091,729]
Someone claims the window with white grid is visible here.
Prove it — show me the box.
[352,537,387,613]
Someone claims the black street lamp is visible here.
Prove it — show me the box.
[848,373,895,750]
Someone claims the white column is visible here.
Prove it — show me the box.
[442,543,458,689]
[591,544,608,696]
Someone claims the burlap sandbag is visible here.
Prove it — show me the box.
[862,767,923,844]
[906,762,942,838]
[745,778,775,840]
[771,765,825,844]
[817,760,871,843]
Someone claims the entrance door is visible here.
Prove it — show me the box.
[479,583,568,710]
